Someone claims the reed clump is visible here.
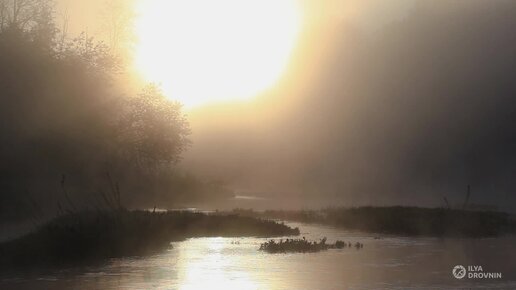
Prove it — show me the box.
[259,237,362,253]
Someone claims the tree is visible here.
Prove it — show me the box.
[0,0,54,31]
[100,0,136,57]
[0,0,55,51]
[119,85,191,171]
[0,2,194,220]
[56,32,121,76]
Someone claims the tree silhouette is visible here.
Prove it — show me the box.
[119,85,191,172]
[0,3,193,220]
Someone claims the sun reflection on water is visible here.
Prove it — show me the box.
[177,238,261,290]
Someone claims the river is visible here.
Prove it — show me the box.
[1,222,515,289]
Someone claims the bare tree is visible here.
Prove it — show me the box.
[58,3,69,47]
[0,1,6,30]
[100,0,135,55]
[0,0,54,32]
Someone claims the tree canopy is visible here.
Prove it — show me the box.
[0,1,196,221]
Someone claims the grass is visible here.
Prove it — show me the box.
[259,237,361,253]
[234,206,516,237]
[0,210,299,269]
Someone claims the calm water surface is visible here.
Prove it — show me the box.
[1,222,515,289]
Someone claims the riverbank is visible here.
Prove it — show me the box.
[0,210,299,269]
[233,206,516,237]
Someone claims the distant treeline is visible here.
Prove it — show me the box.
[233,206,516,237]
[0,1,228,222]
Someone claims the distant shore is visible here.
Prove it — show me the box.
[233,206,516,237]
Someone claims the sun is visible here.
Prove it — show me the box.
[134,0,301,108]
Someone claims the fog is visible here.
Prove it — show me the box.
[1,0,514,217]
[184,0,516,210]
[1,2,515,288]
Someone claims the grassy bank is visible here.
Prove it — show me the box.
[0,210,299,268]
[234,206,516,237]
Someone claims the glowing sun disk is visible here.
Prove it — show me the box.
[135,0,301,108]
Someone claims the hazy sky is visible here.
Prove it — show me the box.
[183,0,516,210]
[55,0,415,39]
[56,0,104,34]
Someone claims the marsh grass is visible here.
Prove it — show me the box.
[259,237,358,253]
[0,210,299,269]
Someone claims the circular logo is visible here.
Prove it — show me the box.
[453,265,467,279]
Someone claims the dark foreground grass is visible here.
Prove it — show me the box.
[0,210,299,269]
[234,206,516,237]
